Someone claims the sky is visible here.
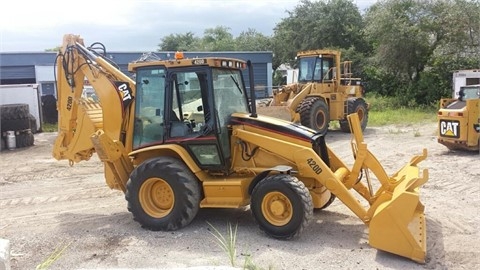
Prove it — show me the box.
[0,0,377,52]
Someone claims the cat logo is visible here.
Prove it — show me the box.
[439,120,460,138]
[113,81,134,113]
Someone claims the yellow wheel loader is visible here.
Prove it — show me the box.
[53,34,428,263]
[437,84,480,152]
[271,50,369,135]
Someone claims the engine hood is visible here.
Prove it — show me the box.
[229,112,320,143]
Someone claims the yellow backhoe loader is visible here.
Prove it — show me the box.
[270,50,368,135]
[53,34,428,263]
[437,84,480,152]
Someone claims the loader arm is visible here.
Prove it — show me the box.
[53,34,135,191]
[285,83,314,122]
[232,113,428,263]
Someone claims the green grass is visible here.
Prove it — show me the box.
[368,108,437,126]
[36,241,72,269]
[207,222,269,269]
[41,122,58,132]
[366,94,437,126]
[207,222,238,267]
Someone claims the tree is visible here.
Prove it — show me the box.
[45,46,61,52]
[157,26,273,52]
[363,0,480,104]
[235,28,272,51]
[272,0,367,69]
[432,0,480,60]
[158,32,201,51]
[201,26,236,51]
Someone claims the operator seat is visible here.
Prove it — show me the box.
[143,124,163,142]
[170,110,181,122]
[169,110,190,137]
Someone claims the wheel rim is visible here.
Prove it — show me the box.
[139,178,174,218]
[315,110,326,130]
[261,191,293,226]
[357,106,365,122]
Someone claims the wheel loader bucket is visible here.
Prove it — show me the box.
[368,164,428,263]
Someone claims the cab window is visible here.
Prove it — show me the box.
[213,68,248,159]
[133,67,166,149]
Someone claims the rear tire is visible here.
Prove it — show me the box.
[0,137,5,151]
[298,97,329,135]
[1,117,30,131]
[25,131,34,147]
[0,104,29,120]
[251,174,313,239]
[29,114,38,133]
[126,157,201,231]
[15,133,25,148]
[13,131,34,148]
[339,98,368,133]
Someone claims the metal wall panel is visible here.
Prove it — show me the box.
[0,66,35,79]
[1,52,273,98]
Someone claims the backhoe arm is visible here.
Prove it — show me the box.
[53,34,135,191]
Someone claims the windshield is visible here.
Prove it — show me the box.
[460,86,480,100]
[297,56,334,82]
[212,68,249,116]
[298,57,316,82]
[212,68,248,159]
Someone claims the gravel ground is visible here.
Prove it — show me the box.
[0,119,479,270]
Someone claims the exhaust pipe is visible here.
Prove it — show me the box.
[247,60,257,118]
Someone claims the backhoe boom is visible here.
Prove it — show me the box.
[53,34,136,190]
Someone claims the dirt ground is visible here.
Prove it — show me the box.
[0,113,479,269]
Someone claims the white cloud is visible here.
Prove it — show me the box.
[0,0,377,52]
[0,0,136,31]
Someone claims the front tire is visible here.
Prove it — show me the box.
[298,97,330,135]
[126,157,201,231]
[339,98,368,133]
[251,174,313,239]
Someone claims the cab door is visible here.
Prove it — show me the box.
[165,68,228,171]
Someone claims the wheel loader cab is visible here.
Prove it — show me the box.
[297,55,334,83]
[132,63,250,171]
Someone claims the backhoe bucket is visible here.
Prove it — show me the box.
[368,164,428,263]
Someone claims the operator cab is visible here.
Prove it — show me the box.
[297,54,334,83]
[458,84,480,101]
[446,84,480,109]
[131,57,249,171]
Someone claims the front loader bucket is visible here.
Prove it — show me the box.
[344,113,428,263]
[368,164,428,263]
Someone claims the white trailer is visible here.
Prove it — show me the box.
[452,69,480,98]
[0,84,42,132]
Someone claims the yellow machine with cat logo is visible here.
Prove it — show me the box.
[53,34,429,263]
[438,84,480,152]
[270,50,369,135]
